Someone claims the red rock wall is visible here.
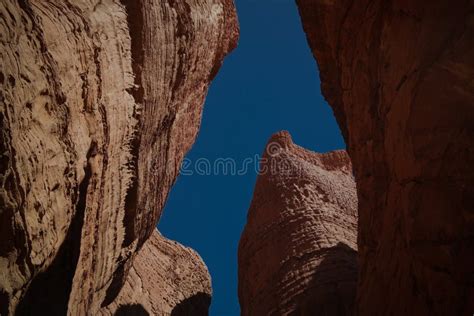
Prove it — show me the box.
[296,0,474,314]
[238,131,358,315]
[0,1,238,315]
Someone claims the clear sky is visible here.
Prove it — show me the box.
[158,1,345,315]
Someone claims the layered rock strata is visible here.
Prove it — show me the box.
[101,229,212,316]
[296,0,474,314]
[0,0,238,315]
[238,131,358,315]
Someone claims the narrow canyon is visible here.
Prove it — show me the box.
[1,0,473,315]
[239,1,473,315]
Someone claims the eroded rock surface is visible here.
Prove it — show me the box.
[296,0,474,314]
[0,0,237,315]
[238,131,358,315]
[101,229,212,316]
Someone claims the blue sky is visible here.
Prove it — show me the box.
[158,1,345,315]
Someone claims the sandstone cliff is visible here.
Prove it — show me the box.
[238,131,358,315]
[0,0,238,315]
[296,0,474,314]
[101,229,212,316]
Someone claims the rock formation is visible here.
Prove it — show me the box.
[101,229,212,316]
[238,131,358,315]
[0,0,238,315]
[296,0,474,314]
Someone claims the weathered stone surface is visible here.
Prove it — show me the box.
[296,0,474,314]
[0,0,237,315]
[238,131,358,315]
[100,229,212,316]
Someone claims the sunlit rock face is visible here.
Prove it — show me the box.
[296,0,474,314]
[101,229,212,316]
[238,131,358,315]
[0,0,238,315]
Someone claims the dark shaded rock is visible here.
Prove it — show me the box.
[296,0,474,314]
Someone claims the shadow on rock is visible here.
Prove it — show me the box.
[170,292,211,316]
[298,242,358,316]
[115,304,149,316]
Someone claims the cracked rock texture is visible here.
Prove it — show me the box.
[297,0,474,314]
[238,131,358,315]
[0,0,237,315]
[101,229,212,316]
